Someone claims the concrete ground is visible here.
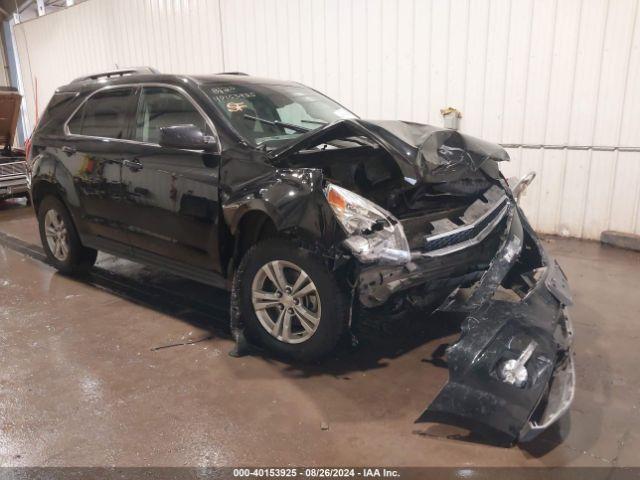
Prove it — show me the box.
[0,198,639,467]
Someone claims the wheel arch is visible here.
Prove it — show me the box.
[31,177,88,245]
[30,147,82,212]
[31,179,66,213]
[234,209,278,261]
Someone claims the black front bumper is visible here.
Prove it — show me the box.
[414,208,575,445]
[356,190,510,308]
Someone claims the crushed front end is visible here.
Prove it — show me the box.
[356,189,575,445]
[272,119,574,444]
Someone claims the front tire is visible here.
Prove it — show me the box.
[234,238,349,361]
[37,195,97,275]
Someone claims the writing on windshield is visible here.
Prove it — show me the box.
[207,83,356,145]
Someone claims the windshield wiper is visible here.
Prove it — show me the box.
[244,114,310,134]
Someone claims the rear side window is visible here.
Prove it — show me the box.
[67,87,135,139]
[37,91,78,134]
[134,86,208,144]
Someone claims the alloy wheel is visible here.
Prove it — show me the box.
[44,209,70,262]
[251,260,321,344]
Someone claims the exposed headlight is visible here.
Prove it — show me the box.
[325,183,410,265]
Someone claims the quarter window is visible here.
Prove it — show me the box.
[67,87,135,139]
[134,86,208,144]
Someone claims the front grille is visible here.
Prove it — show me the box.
[0,161,27,178]
[415,215,508,279]
[423,197,508,252]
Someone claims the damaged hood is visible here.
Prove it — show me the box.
[270,118,510,183]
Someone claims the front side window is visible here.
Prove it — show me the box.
[67,87,135,139]
[134,86,208,144]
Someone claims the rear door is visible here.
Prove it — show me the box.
[64,86,137,244]
[119,85,222,271]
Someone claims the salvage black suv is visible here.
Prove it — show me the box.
[29,68,574,444]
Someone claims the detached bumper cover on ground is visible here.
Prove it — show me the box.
[416,207,575,445]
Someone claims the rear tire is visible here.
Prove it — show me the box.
[234,238,348,361]
[37,195,97,275]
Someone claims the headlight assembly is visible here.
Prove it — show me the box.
[324,183,410,265]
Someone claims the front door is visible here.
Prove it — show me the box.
[120,85,222,271]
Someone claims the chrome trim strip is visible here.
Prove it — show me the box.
[414,202,511,259]
[62,82,220,151]
[426,195,508,242]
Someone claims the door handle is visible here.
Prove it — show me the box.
[123,159,143,171]
[61,145,76,154]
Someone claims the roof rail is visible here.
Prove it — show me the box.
[216,71,250,76]
[71,67,160,84]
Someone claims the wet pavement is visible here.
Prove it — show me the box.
[1,198,639,467]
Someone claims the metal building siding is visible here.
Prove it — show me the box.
[14,0,225,129]
[13,0,640,239]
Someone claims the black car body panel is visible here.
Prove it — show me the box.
[416,210,575,445]
[28,70,574,445]
[31,77,230,281]
[221,166,346,249]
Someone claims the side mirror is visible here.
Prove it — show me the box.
[159,124,219,152]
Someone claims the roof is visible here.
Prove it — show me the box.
[190,74,299,87]
[57,69,299,93]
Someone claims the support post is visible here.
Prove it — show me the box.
[36,0,45,16]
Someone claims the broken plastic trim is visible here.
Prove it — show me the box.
[417,209,575,446]
[524,350,575,435]
[509,171,536,202]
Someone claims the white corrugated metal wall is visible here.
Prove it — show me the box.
[11,0,640,240]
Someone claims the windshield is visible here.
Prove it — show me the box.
[205,83,357,146]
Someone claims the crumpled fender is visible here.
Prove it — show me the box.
[417,209,574,446]
[222,167,346,248]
